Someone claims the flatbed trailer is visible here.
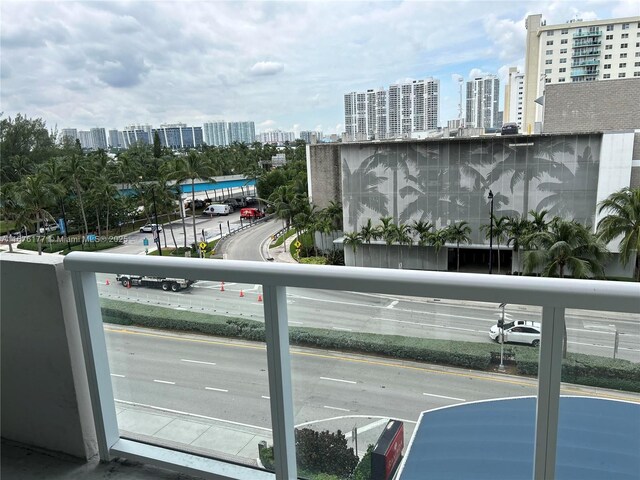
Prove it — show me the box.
[116,274,195,292]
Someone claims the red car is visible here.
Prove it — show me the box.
[240,208,265,220]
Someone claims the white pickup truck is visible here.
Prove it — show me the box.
[116,274,195,292]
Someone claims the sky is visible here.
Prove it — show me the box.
[1,0,638,136]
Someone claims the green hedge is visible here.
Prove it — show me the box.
[99,299,640,392]
[18,239,122,254]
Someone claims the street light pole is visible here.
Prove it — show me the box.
[498,302,506,372]
[488,190,494,274]
[151,186,162,256]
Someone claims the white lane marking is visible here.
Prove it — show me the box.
[289,321,304,325]
[261,395,270,400]
[376,317,477,332]
[110,374,125,378]
[332,327,353,332]
[115,399,271,431]
[423,392,466,402]
[205,387,228,393]
[153,379,175,385]
[324,405,350,412]
[320,376,357,385]
[345,418,389,439]
[181,359,217,366]
[386,300,399,309]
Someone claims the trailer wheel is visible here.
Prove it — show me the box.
[171,283,179,292]
[121,279,130,287]
[162,282,170,291]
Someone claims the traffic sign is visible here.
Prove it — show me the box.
[294,240,301,249]
[86,234,96,242]
[199,241,208,250]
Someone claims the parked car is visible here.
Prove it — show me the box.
[39,223,59,234]
[203,204,231,216]
[489,319,541,346]
[501,123,519,135]
[184,199,206,210]
[240,207,266,220]
[139,224,163,233]
[245,196,258,205]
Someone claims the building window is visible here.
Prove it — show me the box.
[622,23,629,30]
[545,78,551,83]
[559,67,566,72]
[619,72,626,78]
[605,54,612,59]
[560,48,567,54]
[558,78,565,82]
[545,68,552,74]
[546,49,553,55]
[545,59,552,64]
[606,44,613,50]
[619,63,627,68]
[606,34,614,40]
[606,24,614,31]
[635,62,640,66]
[637,42,640,47]
[636,52,640,57]
[561,39,568,44]
[547,30,554,36]
[621,43,628,48]
[621,53,627,58]
[604,64,611,69]
[622,33,629,39]
[603,73,611,78]
[560,58,567,63]
[634,72,640,77]
[547,40,554,46]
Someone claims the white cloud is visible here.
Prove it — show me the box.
[250,61,284,76]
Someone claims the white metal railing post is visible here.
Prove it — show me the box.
[533,306,565,480]
[70,271,120,461]
[262,285,297,480]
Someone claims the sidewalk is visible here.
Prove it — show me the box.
[267,233,299,264]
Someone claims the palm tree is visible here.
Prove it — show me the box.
[12,174,57,254]
[427,227,449,271]
[529,209,550,234]
[89,176,118,237]
[447,221,472,272]
[161,158,189,247]
[62,151,91,236]
[597,187,640,280]
[506,216,532,274]
[376,216,396,268]
[343,231,362,267]
[392,223,413,268]
[412,220,433,269]
[166,151,217,249]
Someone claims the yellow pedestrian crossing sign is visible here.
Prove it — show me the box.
[199,242,208,250]
[294,240,301,249]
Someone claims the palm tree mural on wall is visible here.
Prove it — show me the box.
[536,145,599,225]
[486,137,574,215]
[341,157,388,230]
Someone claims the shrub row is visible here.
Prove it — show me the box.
[19,239,122,254]
[99,299,640,392]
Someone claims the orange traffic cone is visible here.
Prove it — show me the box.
[127,282,131,289]
[239,290,244,298]
[220,282,225,292]
[106,279,110,286]
[258,294,263,302]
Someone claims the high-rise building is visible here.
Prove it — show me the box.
[108,129,122,149]
[203,122,229,147]
[522,13,640,132]
[227,121,256,144]
[258,130,296,145]
[344,78,440,141]
[61,128,78,143]
[503,67,525,128]
[465,75,500,129]
[299,131,323,144]
[154,124,204,149]
[122,125,152,148]
[90,128,108,150]
[78,131,92,149]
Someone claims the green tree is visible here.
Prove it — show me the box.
[376,216,396,267]
[447,221,472,272]
[153,131,162,158]
[506,216,532,274]
[480,215,510,274]
[428,227,449,271]
[412,220,433,269]
[294,428,358,478]
[392,223,413,268]
[597,187,640,281]
[62,150,91,236]
[12,174,58,254]
[343,231,362,267]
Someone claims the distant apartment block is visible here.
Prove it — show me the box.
[60,128,78,143]
[203,122,229,147]
[108,129,122,148]
[78,131,92,149]
[299,130,323,143]
[344,78,440,141]
[122,125,152,148]
[227,121,256,144]
[154,123,203,149]
[465,75,500,129]
[258,130,296,145]
[523,13,640,131]
[90,127,108,150]
[504,67,525,128]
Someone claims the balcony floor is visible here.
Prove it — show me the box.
[1,440,204,480]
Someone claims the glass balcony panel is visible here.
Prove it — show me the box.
[97,271,272,470]
[286,289,541,479]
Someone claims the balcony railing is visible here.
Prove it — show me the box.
[573,38,602,47]
[64,252,640,480]
[573,29,601,38]
[571,49,600,58]
[571,69,600,77]
[571,59,600,67]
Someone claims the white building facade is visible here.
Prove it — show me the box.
[258,130,296,145]
[465,75,500,129]
[344,78,440,141]
[60,128,78,143]
[523,14,640,132]
[227,121,256,144]
[203,122,229,147]
[90,128,108,150]
[504,67,525,128]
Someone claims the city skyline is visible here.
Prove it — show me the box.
[1,1,637,135]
